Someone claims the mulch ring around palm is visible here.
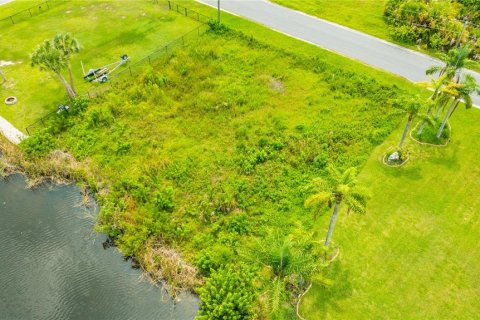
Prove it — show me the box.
[410,120,450,147]
[381,146,410,168]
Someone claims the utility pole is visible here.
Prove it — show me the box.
[217,0,220,24]
[456,20,468,47]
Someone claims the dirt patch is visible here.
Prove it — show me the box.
[269,76,285,94]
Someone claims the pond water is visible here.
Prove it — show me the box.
[0,174,198,320]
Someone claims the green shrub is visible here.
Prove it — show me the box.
[197,264,257,320]
[19,129,56,158]
[153,186,175,211]
[391,25,417,44]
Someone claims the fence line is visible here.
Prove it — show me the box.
[25,23,209,135]
[164,0,211,24]
[0,0,69,26]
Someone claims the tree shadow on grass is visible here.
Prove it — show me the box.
[380,163,424,181]
[308,260,353,317]
[423,142,460,170]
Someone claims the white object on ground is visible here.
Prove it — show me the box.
[0,115,27,145]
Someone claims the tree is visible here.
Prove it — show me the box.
[305,167,369,247]
[436,74,479,139]
[416,73,448,134]
[426,46,472,83]
[31,35,80,99]
[393,96,431,149]
[53,33,79,94]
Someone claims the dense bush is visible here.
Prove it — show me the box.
[384,0,479,58]
[197,265,258,320]
[19,129,56,158]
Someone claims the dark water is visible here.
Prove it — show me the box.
[0,174,198,320]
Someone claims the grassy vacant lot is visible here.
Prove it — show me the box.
[16,24,428,317]
[302,106,480,319]
[272,0,388,40]
[0,0,199,130]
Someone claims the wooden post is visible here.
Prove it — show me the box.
[168,1,171,10]
[10,16,14,24]
[185,7,187,16]
[28,9,32,17]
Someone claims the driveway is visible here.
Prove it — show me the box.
[198,0,480,106]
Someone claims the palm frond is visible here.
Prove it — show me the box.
[425,65,442,76]
[304,191,333,209]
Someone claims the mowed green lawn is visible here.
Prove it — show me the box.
[271,0,389,40]
[302,106,480,319]
[0,0,199,131]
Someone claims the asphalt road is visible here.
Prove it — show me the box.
[198,0,480,106]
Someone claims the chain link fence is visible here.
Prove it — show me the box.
[25,2,213,135]
[0,0,70,27]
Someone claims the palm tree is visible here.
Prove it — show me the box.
[31,39,75,99]
[436,74,479,139]
[394,96,432,148]
[53,33,79,94]
[426,45,472,83]
[416,73,448,134]
[305,167,369,247]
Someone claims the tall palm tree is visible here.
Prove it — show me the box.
[426,45,472,83]
[394,96,432,149]
[53,33,79,94]
[436,74,479,139]
[31,40,76,99]
[305,167,369,247]
[416,73,448,134]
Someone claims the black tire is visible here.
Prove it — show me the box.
[101,76,108,83]
[121,54,128,61]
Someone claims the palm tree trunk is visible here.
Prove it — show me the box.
[67,64,76,94]
[418,91,442,135]
[434,96,449,120]
[56,72,75,99]
[399,115,412,149]
[325,200,341,247]
[436,99,458,139]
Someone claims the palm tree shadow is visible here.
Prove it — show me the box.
[313,260,353,316]
[381,163,424,181]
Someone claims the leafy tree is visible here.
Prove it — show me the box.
[197,264,257,320]
[393,96,431,148]
[31,35,80,99]
[436,74,479,138]
[53,33,80,94]
[305,167,369,247]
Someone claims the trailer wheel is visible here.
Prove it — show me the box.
[121,54,128,61]
[101,76,108,83]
